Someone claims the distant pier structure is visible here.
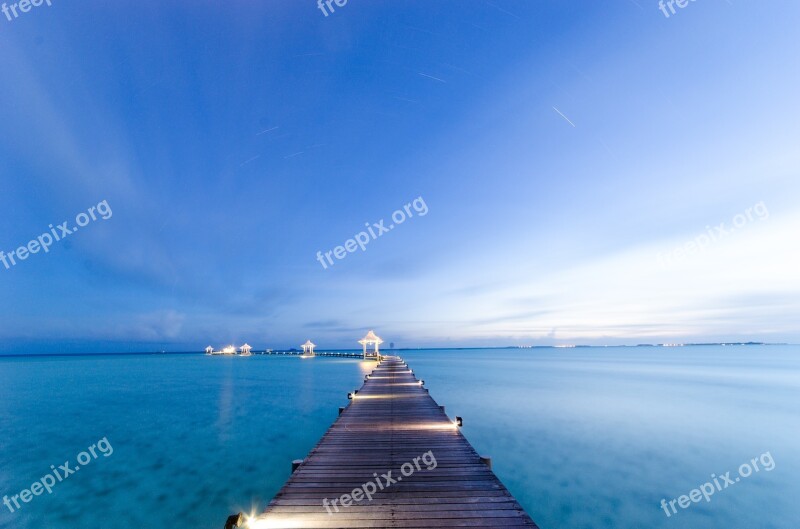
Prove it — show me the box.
[257,331,387,359]
[301,340,316,356]
[205,344,250,356]
[359,330,383,360]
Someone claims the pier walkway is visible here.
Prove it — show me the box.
[245,356,538,528]
[263,351,365,359]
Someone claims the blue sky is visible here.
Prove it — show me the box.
[1,1,799,353]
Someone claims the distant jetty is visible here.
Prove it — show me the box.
[204,344,252,356]
[205,330,387,360]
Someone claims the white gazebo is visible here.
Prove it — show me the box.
[240,344,252,356]
[205,346,214,355]
[301,340,316,356]
[359,330,383,360]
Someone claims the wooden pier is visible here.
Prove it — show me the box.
[241,356,538,528]
[262,351,365,359]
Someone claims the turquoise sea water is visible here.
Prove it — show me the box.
[1,346,798,528]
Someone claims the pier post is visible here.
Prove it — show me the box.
[480,456,493,470]
[291,459,304,473]
[224,513,243,529]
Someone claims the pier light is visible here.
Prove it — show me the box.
[455,416,463,427]
[301,340,316,356]
[244,515,269,528]
[358,330,384,360]
[347,392,353,400]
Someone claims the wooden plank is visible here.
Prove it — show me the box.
[247,356,538,528]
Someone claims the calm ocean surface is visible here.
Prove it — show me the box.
[0,346,797,529]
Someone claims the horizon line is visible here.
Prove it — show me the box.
[0,342,794,358]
